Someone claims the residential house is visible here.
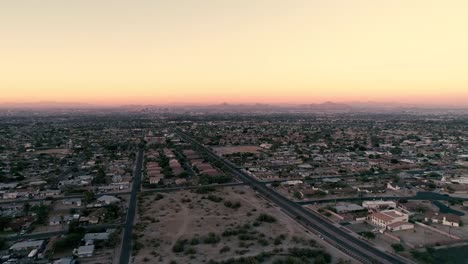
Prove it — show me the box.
[49,216,62,226]
[424,212,460,227]
[73,245,95,258]
[9,240,45,252]
[96,195,120,205]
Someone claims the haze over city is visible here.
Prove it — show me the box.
[1,0,468,107]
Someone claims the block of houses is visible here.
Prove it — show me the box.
[3,192,18,199]
[424,212,460,227]
[38,189,61,197]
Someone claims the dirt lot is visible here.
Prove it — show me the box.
[33,148,72,155]
[132,185,355,264]
[213,145,262,155]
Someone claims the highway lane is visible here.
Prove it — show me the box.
[119,148,144,264]
[175,129,411,264]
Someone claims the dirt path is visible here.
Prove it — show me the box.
[170,203,190,246]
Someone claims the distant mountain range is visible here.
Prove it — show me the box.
[0,101,94,109]
[0,101,466,112]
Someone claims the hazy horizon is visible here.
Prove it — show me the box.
[2,1,468,106]
[0,100,467,109]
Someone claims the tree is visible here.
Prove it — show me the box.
[84,191,95,204]
[0,216,12,231]
[54,233,83,251]
[257,214,276,223]
[293,191,303,200]
[31,205,49,225]
[391,243,405,252]
[23,203,31,214]
[390,147,403,155]
[92,167,106,184]
[104,204,121,222]
[0,237,5,250]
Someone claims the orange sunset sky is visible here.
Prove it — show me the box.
[1,0,468,106]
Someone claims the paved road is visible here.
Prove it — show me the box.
[142,182,245,193]
[0,191,134,205]
[297,191,467,204]
[119,148,144,264]
[175,129,411,264]
[260,170,430,184]
[5,223,123,241]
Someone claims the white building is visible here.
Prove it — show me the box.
[362,200,397,210]
[73,245,95,258]
[49,216,62,226]
[281,180,303,186]
[10,240,45,252]
[368,210,414,231]
[84,232,110,241]
[96,195,120,205]
[386,182,401,191]
[450,177,468,184]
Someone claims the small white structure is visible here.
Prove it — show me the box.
[49,216,62,226]
[281,180,303,187]
[84,232,110,241]
[386,182,400,191]
[10,240,44,252]
[149,176,162,184]
[96,195,120,205]
[362,200,397,210]
[450,177,468,184]
[54,257,76,264]
[73,245,95,258]
[63,198,82,207]
[335,204,365,213]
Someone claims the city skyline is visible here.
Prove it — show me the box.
[2,0,468,106]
